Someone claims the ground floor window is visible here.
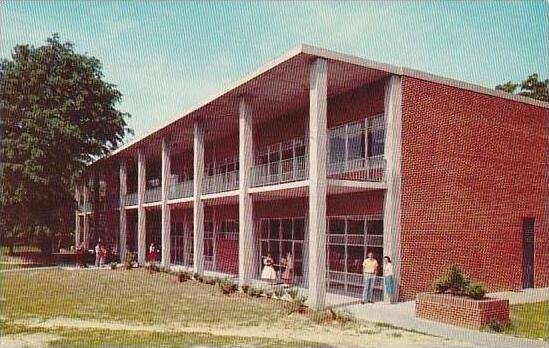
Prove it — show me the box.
[327,216,384,300]
[259,218,306,285]
[204,220,215,270]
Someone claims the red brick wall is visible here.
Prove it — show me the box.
[400,76,549,300]
[416,293,510,329]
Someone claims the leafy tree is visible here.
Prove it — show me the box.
[496,73,549,102]
[0,34,132,254]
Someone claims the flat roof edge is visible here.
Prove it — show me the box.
[402,67,549,109]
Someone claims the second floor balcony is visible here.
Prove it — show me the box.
[203,170,239,195]
[251,155,309,187]
[169,180,193,200]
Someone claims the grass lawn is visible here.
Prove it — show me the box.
[503,301,548,341]
[0,268,457,347]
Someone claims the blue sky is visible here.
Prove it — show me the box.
[1,1,547,141]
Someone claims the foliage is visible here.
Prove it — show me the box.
[177,271,191,283]
[0,34,131,254]
[217,278,238,295]
[286,294,308,314]
[466,281,487,300]
[433,265,486,300]
[496,73,548,102]
[241,285,250,294]
[110,262,117,270]
[274,287,286,299]
[287,288,299,300]
[124,252,136,270]
[487,319,507,332]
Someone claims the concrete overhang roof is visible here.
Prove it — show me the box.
[92,44,549,169]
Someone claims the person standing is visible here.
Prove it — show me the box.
[94,241,101,267]
[147,242,158,264]
[362,251,378,304]
[261,254,276,281]
[383,256,395,303]
[282,252,293,284]
[99,244,107,267]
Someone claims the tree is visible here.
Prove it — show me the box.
[0,34,132,254]
[496,73,549,102]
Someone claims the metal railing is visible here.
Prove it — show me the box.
[144,187,162,203]
[327,155,385,182]
[168,180,193,200]
[251,155,309,187]
[125,192,138,206]
[203,170,239,194]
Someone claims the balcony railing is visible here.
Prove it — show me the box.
[169,180,193,200]
[125,192,138,206]
[144,186,162,203]
[327,155,385,182]
[203,170,239,194]
[251,155,309,187]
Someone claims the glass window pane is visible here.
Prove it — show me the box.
[260,220,269,239]
[329,219,345,235]
[293,219,305,240]
[367,220,383,235]
[329,135,345,163]
[328,245,345,272]
[348,133,365,160]
[269,220,280,239]
[281,219,292,239]
[347,246,364,274]
[347,219,364,235]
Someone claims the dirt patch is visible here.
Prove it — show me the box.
[0,333,62,348]
[14,317,469,347]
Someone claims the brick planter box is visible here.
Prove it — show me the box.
[416,293,509,329]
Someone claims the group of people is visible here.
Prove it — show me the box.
[74,239,109,268]
[362,252,395,304]
[261,252,293,284]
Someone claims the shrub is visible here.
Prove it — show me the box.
[466,281,487,300]
[110,262,117,270]
[203,276,216,285]
[247,286,263,297]
[264,290,273,299]
[177,271,191,283]
[433,265,486,300]
[286,295,307,314]
[124,252,136,270]
[326,308,354,324]
[241,285,250,294]
[274,288,285,299]
[287,288,299,300]
[487,319,506,332]
[217,278,238,295]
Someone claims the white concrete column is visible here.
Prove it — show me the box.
[74,186,81,248]
[119,160,127,261]
[82,184,90,249]
[193,122,205,275]
[137,149,147,264]
[238,97,255,287]
[161,137,172,268]
[383,75,403,302]
[307,58,328,310]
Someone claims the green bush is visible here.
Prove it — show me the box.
[177,271,191,283]
[217,278,238,295]
[124,252,136,270]
[274,288,285,299]
[433,265,486,300]
[466,281,487,300]
[241,285,250,294]
[110,262,117,270]
[286,295,308,314]
[287,288,299,300]
[487,319,507,332]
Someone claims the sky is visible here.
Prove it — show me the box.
[1,1,548,142]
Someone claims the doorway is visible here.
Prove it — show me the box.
[522,218,535,288]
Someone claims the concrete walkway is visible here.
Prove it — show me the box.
[325,288,549,348]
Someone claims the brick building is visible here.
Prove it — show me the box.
[75,45,548,309]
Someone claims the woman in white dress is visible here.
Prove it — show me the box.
[282,252,293,284]
[261,254,277,281]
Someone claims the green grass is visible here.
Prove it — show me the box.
[2,268,288,326]
[503,301,548,341]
